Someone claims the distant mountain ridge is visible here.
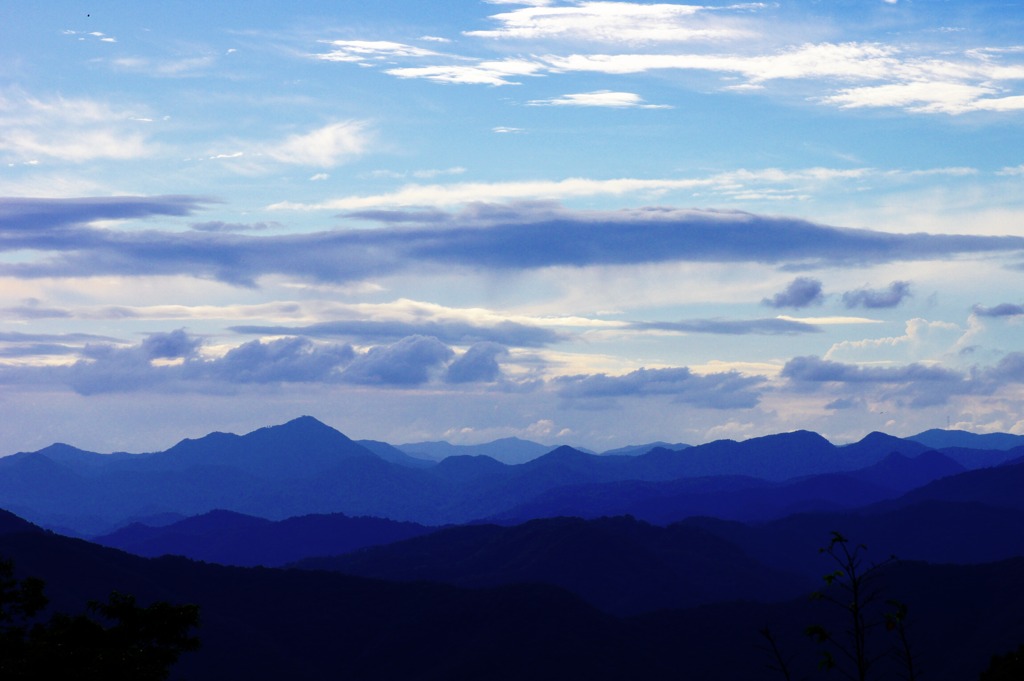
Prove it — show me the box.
[396,436,557,464]
[908,428,1024,451]
[0,417,1019,534]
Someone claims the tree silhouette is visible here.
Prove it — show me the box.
[805,531,897,681]
[763,532,920,681]
[980,643,1024,680]
[0,557,199,680]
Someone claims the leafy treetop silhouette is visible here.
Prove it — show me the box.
[0,556,199,680]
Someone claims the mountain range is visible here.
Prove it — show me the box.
[2,417,1024,678]
[1,416,1021,536]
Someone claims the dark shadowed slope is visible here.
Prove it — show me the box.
[94,509,434,567]
[633,556,1024,681]
[0,515,649,681]
[355,439,434,467]
[1,508,1022,681]
[678,500,1024,582]
[295,515,808,615]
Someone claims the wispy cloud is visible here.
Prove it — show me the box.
[270,166,908,211]
[275,177,711,209]
[0,195,210,231]
[823,82,1024,115]
[5,199,1024,286]
[542,42,1024,114]
[63,29,117,44]
[0,91,153,162]
[320,5,1024,116]
[527,90,670,108]
[386,58,546,86]
[229,318,562,347]
[189,221,278,233]
[465,2,759,43]
[266,121,373,167]
[110,55,218,77]
[314,40,445,63]
[627,317,821,335]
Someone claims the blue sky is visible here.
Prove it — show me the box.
[1,0,1023,453]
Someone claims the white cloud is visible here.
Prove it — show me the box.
[271,176,714,210]
[466,2,757,43]
[824,317,965,365]
[315,40,444,63]
[0,92,152,163]
[368,167,468,180]
[270,164,950,211]
[63,29,118,44]
[541,42,1024,114]
[386,58,545,85]
[778,315,882,325]
[541,42,902,80]
[267,121,372,167]
[822,81,1007,114]
[528,90,671,108]
[110,55,217,77]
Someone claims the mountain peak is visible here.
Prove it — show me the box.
[858,431,906,445]
[263,415,346,437]
[156,416,375,478]
[526,445,592,467]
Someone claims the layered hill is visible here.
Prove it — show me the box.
[94,509,434,567]
[295,515,807,615]
[0,417,1017,535]
[0,508,1020,680]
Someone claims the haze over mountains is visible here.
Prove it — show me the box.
[3,416,1024,679]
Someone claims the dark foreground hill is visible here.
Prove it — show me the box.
[295,515,808,615]
[0,508,1022,681]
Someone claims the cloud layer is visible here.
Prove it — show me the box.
[5,199,1023,286]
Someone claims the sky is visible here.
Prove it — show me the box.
[1,0,1023,454]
